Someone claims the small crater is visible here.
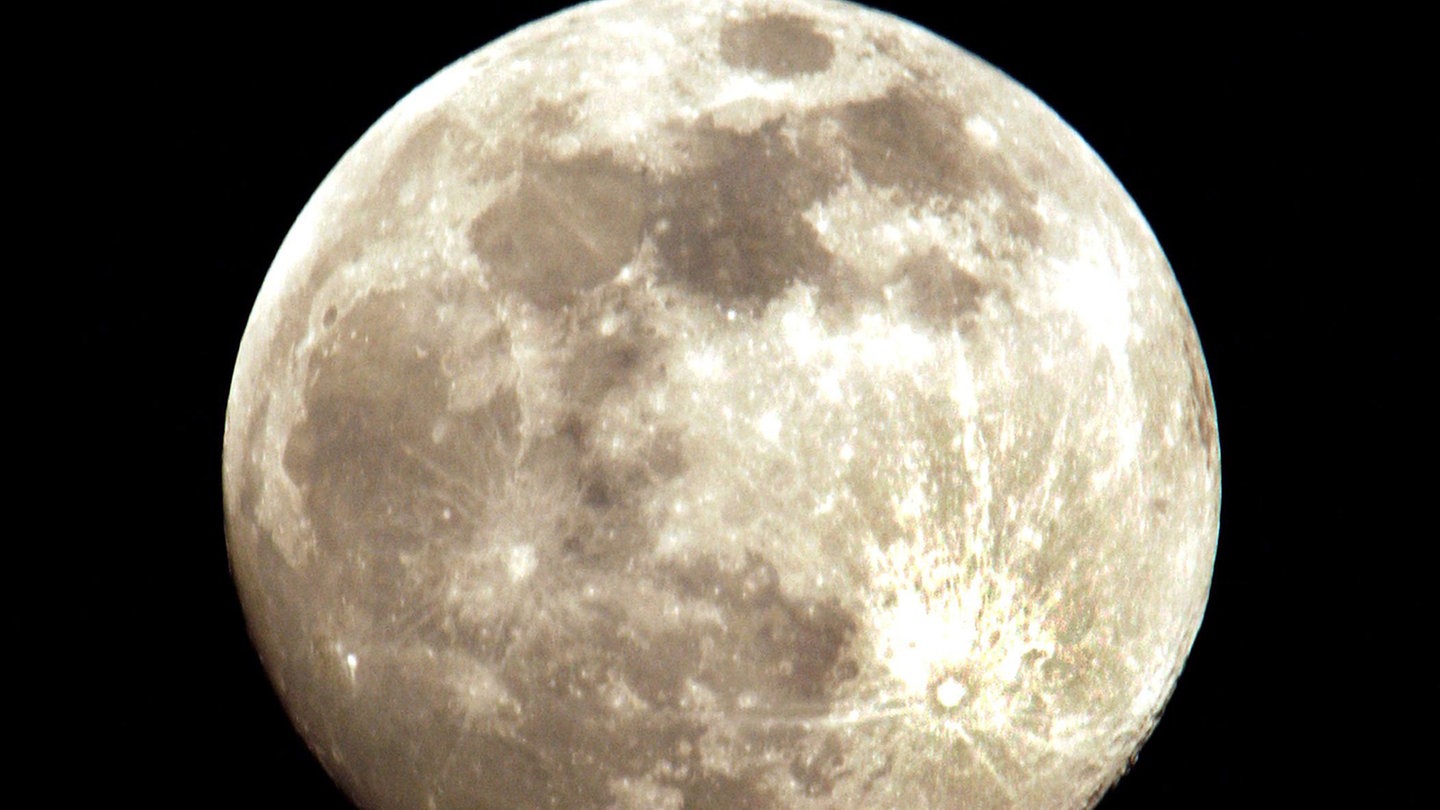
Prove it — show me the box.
[321,304,338,327]
[720,14,835,77]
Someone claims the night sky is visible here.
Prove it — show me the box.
[45,5,1421,807]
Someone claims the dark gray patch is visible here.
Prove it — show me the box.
[753,598,859,699]
[588,422,686,492]
[555,284,669,418]
[834,89,1043,248]
[283,287,522,614]
[470,151,645,308]
[615,622,711,708]
[527,97,583,134]
[545,292,683,566]
[561,489,659,567]
[321,304,338,327]
[648,117,842,310]
[580,476,614,509]
[682,771,775,810]
[720,14,835,77]
[559,328,650,409]
[285,290,447,552]
[837,90,958,192]
[893,248,993,330]
[662,553,860,704]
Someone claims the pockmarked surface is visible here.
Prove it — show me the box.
[224,2,1220,808]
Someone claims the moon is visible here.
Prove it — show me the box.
[223,1,1220,808]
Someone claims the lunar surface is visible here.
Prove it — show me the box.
[223,1,1220,808]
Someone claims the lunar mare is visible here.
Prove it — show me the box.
[223,1,1220,809]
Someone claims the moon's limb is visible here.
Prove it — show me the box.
[223,1,1219,808]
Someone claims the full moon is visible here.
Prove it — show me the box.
[223,1,1220,808]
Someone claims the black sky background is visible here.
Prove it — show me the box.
[49,4,1421,807]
